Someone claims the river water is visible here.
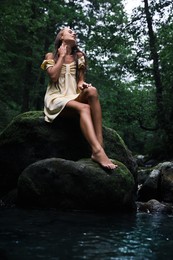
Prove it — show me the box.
[0,208,173,260]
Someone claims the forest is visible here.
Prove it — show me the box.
[0,0,173,160]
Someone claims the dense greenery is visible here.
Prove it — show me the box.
[0,0,173,159]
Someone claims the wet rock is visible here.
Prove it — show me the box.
[137,199,173,214]
[0,111,137,198]
[137,166,161,201]
[160,162,173,202]
[17,158,136,212]
[137,161,173,203]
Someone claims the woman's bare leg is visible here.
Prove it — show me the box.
[76,87,103,146]
[88,88,103,146]
[61,100,117,169]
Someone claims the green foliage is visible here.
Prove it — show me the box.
[125,0,173,157]
[0,0,173,158]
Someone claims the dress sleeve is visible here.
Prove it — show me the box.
[78,56,86,69]
[41,59,55,70]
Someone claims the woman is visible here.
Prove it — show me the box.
[41,27,117,170]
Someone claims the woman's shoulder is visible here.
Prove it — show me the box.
[45,52,54,60]
[76,51,85,58]
[77,51,87,69]
[41,53,55,70]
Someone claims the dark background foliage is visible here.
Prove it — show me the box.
[0,0,173,159]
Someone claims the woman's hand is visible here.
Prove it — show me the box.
[78,82,92,91]
[58,43,67,58]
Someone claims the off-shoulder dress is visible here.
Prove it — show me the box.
[41,55,85,123]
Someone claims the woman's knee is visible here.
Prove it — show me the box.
[84,86,98,99]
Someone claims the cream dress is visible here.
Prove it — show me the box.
[41,56,85,123]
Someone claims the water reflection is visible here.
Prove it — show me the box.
[0,208,173,259]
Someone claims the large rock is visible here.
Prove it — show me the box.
[137,161,173,203]
[136,199,173,214]
[17,158,136,212]
[137,167,161,201]
[0,111,137,197]
[160,162,173,202]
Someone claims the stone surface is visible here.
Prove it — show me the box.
[136,199,173,214]
[160,162,173,202]
[17,158,136,212]
[137,161,173,203]
[0,111,137,197]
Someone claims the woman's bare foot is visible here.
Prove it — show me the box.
[91,148,118,170]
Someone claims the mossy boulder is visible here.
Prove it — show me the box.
[17,158,136,212]
[0,111,137,199]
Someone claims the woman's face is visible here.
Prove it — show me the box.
[61,27,77,46]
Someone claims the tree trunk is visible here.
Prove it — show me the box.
[144,0,164,129]
[143,0,173,157]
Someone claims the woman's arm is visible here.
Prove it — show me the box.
[78,69,92,90]
[46,43,67,82]
[77,52,89,90]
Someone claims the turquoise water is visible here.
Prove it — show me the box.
[0,208,173,259]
